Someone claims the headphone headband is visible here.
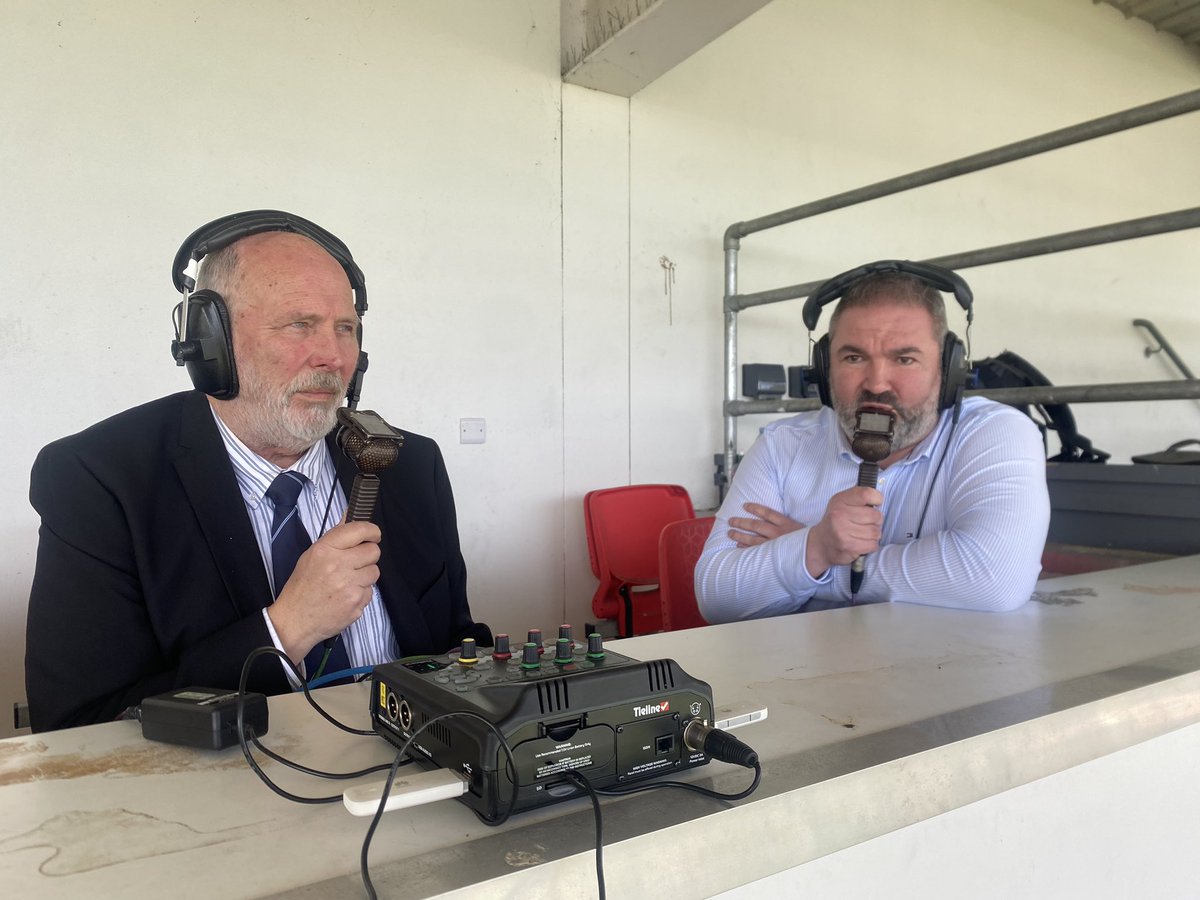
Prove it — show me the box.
[803,259,973,417]
[170,210,370,406]
[801,259,972,332]
[172,209,367,317]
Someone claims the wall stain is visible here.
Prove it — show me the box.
[0,807,277,876]
[1031,587,1096,606]
[0,314,34,353]
[0,733,300,787]
[504,846,546,868]
[822,714,855,729]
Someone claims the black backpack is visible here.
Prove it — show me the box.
[972,351,1109,463]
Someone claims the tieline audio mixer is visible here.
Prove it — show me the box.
[370,626,716,821]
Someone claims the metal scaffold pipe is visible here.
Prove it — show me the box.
[723,89,1200,248]
[726,380,1200,417]
[728,208,1200,312]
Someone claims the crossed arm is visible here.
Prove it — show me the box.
[695,409,1049,623]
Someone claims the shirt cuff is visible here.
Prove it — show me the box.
[262,607,306,690]
[776,527,833,594]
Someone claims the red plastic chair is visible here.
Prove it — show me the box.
[658,516,716,632]
[584,485,695,637]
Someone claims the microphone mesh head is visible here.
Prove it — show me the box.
[851,432,891,462]
[334,410,404,473]
[355,440,400,473]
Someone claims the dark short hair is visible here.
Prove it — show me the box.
[828,272,948,344]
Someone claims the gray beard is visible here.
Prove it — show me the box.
[239,369,345,455]
[837,390,940,455]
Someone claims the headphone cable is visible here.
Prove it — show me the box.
[307,468,346,681]
[914,411,959,540]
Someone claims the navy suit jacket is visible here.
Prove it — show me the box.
[26,390,485,731]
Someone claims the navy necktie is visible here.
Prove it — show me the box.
[265,471,349,683]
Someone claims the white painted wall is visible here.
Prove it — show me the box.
[625,0,1200,501]
[1,0,567,735]
[2,0,1197,736]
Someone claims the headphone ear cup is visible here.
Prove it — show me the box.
[813,334,833,408]
[940,332,967,412]
[171,290,239,400]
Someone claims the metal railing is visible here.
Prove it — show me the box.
[1134,318,1197,381]
[720,89,1200,495]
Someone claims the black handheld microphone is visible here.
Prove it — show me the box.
[316,409,404,661]
[849,409,895,597]
[335,408,405,522]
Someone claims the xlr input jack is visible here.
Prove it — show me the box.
[398,699,414,731]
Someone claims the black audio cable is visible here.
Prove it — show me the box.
[914,414,960,541]
[563,769,606,900]
[235,647,386,806]
[682,719,760,768]
[247,732,402,781]
[240,646,375,736]
[559,724,761,900]
[231,648,520,899]
[359,747,411,900]
[359,710,520,900]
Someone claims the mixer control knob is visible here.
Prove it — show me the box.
[457,638,478,665]
[558,623,573,643]
[521,642,542,669]
[492,633,512,661]
[554,638,572,664]
[586,632,605,660]
[527,629,544,654]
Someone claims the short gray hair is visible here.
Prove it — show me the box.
[194,243,242,306]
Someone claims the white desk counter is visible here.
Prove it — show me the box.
[3,557,1199,898]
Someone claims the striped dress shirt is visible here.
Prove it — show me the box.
[211,409,399,678]
[696,396,1050,622]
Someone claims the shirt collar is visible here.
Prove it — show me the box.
[209,406,334,509]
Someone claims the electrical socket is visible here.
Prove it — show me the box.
[459,418,486,444]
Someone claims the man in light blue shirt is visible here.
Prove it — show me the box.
[696,263,1049,622]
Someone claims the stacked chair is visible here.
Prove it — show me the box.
[584,484,712,636]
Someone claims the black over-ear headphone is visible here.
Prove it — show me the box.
[170,210,369,404]
[802,260,973,415]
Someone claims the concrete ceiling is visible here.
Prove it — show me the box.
[561,0,773,97]
[1098,0,1200,50]
[562,0,1200,98]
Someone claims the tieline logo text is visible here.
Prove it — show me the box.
[633,700,669,717]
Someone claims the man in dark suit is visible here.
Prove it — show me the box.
[26,212,488,732]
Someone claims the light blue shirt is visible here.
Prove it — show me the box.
[210,409,399,678]
[696,396,1050,622]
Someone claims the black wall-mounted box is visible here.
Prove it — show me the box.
[742,363,786,399]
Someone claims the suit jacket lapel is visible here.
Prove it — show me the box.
[174,392,273,618]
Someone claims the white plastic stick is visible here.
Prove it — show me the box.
[343,768,468,817]
[715,707,769,731]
